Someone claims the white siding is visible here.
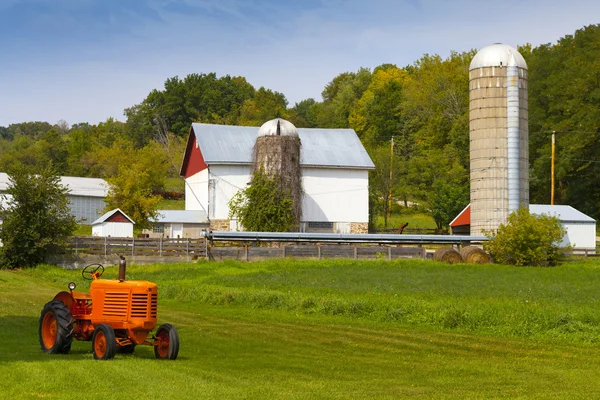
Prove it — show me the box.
[302,168,369,223]
[185,169,209,212]
[562,222,596,250]
[92,222,133,238]
[185,165,370,225]
[210,165,252,220]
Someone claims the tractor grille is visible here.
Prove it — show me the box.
[103,292,128,317]
[130,293,158,319]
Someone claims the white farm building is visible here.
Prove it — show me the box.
[180,122,375,233]
[92,208,134,238]
[450,204,596,252]
[0,173,108,224]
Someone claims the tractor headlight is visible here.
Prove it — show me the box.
[68,282,76,291]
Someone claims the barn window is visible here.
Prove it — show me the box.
[152,224,164,233]
[307,222,334,229]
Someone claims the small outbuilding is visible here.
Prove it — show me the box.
[143,210,209,239]
[92,209,135,238]
[450,204,596,252]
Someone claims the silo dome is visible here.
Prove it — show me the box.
[470,43,527,70]
[257,118,298,137]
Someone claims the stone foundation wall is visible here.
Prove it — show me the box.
[350,222,369,234]
[210,219,230,231]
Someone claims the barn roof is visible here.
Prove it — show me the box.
[449,204,595,227]
[92,208,135,225]
[0,172,108,198]
[153,210,209,224]
[181,123,375,174]
[529,205,595,223]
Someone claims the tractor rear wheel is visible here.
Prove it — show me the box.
[92,324,117,360]
[39,300,74,354]
[154,324,179,360]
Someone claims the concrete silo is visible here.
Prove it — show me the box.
[253,118,303,227]
[469,43,529,236]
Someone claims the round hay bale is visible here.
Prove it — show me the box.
[433,247,463,264]
[460,246,490,264]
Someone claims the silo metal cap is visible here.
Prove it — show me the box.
[257,118,299,137]
[470,43,527,70]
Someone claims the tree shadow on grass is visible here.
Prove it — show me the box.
[0,316,158,362]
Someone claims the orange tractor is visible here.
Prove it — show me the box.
[38,257,179,360]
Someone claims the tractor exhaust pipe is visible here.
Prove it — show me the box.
[119,256,126,282]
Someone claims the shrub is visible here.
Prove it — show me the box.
[484,208,568,266]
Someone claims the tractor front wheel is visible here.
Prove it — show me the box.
[39,300,74,354]
[92,324,117,360]
[154,324,179,360]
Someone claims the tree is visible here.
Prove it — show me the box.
[228,169,296,232]
[0,165,77,269]
[104,163,163,230]
[484,208,568,266]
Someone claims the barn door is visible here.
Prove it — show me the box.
[172,224,183,239]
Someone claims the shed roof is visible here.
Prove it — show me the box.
[449,203,595,227]
[92,208,135,225]
[183,123,375,171]
[0,172,108,198]
[153,210,209,224]
[529,204,596,223]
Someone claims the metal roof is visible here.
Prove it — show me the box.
[470,43,527,70]
[153,210,209,224]
[529,204,595,223]
[92,208,135,225]
[0,172,108,198]
[191,123,375,169]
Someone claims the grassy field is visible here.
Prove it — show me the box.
[3,259,600,398]
[374,212,437,231]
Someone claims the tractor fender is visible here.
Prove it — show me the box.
[53,291,75,309]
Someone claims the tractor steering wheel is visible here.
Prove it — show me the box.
[82,264,105,280]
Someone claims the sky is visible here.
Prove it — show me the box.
[0,0,599,127]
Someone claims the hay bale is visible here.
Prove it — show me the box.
[460,246,490,264]
[433,247,463,264]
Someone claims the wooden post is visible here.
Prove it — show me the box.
[388,246,392,261]
[354,245,357,259]
[245,245,249,262]
[186,238,189,255]
[317,244,321,260]
[131,237,135,257]
[104,237,107,257]
[159,237,162,257]
[282,246,286,258]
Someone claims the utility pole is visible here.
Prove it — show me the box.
[387,136,394,221]
[551,131,555,205]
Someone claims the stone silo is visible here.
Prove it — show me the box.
[469,43,529,235]
[253,118,303,227]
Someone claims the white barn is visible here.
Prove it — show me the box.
[179,122,375,233]
[0,173,108,225]
[92,209,134,238]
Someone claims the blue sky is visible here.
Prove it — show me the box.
[1,0,599,127]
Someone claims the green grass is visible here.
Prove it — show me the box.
[374,213,437,230]
[3,259,600,398]
[74,224,92,236]
[157,199,185,210]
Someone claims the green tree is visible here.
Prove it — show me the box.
[484,208,568,266]
[104,164,162,230]
[0,165,77,269]
[228,169,296,232]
